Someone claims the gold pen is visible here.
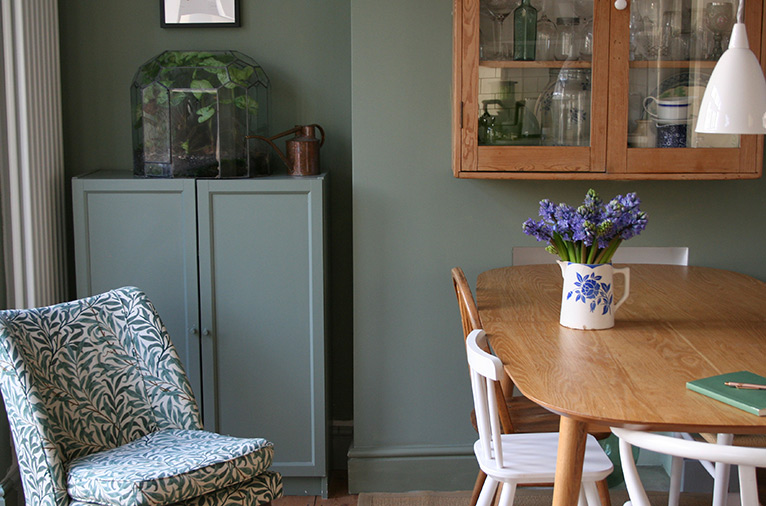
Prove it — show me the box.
[724,381,766,390]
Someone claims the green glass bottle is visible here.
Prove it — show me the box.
[513,0,537,61]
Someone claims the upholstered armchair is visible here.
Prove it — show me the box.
[0,287,282,506]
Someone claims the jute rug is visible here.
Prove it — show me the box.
[357,489,715,505]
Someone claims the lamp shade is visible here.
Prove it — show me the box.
[695,23,766,134]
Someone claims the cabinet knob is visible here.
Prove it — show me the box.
[202,328,211,337]
[614,0,628,10]
[190,326,199,335]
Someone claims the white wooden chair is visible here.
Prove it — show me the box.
[465,329,613,506]
[612,428,766,506]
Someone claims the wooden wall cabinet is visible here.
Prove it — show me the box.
[72,171,328,496]
[453,0,766,179]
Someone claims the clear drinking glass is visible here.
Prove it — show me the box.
[483,0,516,59]
[536,14,557,60]
[554,17,580,60]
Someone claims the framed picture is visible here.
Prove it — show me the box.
[161,0,240,28]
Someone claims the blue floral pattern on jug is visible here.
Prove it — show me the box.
[567,270,614,315]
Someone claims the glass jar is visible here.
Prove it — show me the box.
[550,68,591,146]
[536,13,557,60]
[554,17,580,60]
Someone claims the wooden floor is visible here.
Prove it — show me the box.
[272,473,358,506]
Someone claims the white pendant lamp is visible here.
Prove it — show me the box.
[695,0,766,134]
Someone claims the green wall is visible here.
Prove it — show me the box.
[348,0,766,493]
[57,1,353,423]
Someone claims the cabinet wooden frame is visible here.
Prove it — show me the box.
[452,0,766,180]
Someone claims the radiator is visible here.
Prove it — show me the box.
[1,0,67,309]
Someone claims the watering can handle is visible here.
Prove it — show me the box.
[245,133,291,166]
[310,124,326,147]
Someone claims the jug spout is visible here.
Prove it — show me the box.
[557,260,567,276]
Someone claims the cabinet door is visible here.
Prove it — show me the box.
[72,176,202,402]
[196,177,326,487]
[454,0,611,175]
[607,0,764,177]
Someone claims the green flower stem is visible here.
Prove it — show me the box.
[587,244,599,264]
[580,242,587,264]
[552,233,569,261]
[565,241,577,263]
[595,237,623,264]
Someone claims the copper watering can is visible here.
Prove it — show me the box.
[248,124,325,176]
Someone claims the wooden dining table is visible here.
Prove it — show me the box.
[476,263,766,506]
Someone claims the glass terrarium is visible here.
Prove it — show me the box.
[131,50,270,178]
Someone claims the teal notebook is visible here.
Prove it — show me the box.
[686,371,766,416]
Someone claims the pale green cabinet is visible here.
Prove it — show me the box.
[72,171,328,496]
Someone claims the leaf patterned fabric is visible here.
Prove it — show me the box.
[0,287,282,506]
[68,429,274,506]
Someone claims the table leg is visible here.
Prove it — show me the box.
[552,416,587,506]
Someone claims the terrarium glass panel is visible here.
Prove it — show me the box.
[131,50,270,178]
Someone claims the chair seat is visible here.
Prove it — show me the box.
[473,432,613,484]
[472,395,612,438]
[67,429,274,506]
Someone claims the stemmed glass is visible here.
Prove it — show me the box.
[705,1,734,60]
[483,0,515,59]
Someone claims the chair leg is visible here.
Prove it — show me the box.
[496,482,517,506]
[470,470,487,506]
[477,476,500,506]
[738,465,759,506]
[596,478,611,506]
[667,455,683,506]
[584,481,603,506]
[712,433,734,506]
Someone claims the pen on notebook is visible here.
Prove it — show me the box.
[724,381,766,390]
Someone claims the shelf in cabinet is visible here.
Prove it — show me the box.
[628,60,717,69]
[479,60,592,69]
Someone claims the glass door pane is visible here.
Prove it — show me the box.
[478,0,595,147]
[627,0,739,149]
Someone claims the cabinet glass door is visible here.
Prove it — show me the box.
[612,0,761,176]
[627,0,739,149]
[459,0,609,173]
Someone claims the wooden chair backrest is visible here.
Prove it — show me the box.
[452,267,515,433]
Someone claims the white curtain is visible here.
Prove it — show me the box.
[1,0,67,309]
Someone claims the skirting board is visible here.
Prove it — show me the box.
[347,443,477,493]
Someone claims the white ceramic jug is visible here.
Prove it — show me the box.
[557,261,631,330]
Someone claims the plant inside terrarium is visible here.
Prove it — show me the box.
[132,51,269,178]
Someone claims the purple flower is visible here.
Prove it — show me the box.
[522,189,647,263]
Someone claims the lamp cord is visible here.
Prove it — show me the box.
[738,0,744,24]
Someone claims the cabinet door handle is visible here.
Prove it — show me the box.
[202,328,211,337]
[190,326,199,335]
[614,0,628,10]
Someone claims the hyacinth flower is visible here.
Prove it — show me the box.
[522,189,648,263]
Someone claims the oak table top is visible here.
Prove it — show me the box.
[476,264,766,505]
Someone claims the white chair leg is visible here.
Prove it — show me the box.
[496,481,517,506]
[476,476,499,506]
[712,434,735,506]
[668,455,683,506]
[578,486,588,506]
[619,437,652,506]
[583,481,602,506]
[737,465,759,506]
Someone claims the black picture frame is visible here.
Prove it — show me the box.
[160,0,240,28]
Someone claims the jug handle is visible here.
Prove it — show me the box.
[310,124,326,147]
[612,266,631,312]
